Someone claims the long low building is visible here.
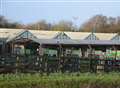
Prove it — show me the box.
[0,28,119,44]
[0,28,120,59]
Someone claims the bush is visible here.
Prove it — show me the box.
[0,73,120,88]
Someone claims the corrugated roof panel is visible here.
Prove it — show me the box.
[0,28,119,42]
[95,33,117,40]
[64,32,90,40]
[85,33,99,40]
[29,30,59,39]
[53,32,71,39]
[0,28,26,41]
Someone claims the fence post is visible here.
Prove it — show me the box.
[16,55,19,74]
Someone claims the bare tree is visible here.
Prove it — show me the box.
[51,20,75,31]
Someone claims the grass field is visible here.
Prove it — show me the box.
[0,72,120,88]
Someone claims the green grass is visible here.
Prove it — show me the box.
[0,72,120,88]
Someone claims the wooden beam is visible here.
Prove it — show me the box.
[113,45,117,60]
[1,41,5,55]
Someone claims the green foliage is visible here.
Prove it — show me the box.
[0,73,120,88]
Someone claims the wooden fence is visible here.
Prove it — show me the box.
[0,55,120,73]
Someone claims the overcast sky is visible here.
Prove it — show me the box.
[1,0,120,27]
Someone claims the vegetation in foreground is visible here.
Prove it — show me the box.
[0,72,120,88]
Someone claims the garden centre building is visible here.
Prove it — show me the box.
[0,28,119,57]
[0,28,120,58]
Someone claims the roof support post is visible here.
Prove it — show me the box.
[81,46,87,58]
[58,43,63,58]
[113,45,117,60]
[39,44,43,56]
[88,44,93,58]
[112,45,117,71]
[88,44,93,72]
[11,41,14,55]
[58,43,63,73]
[1,41,5,55]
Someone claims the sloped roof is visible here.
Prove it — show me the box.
[53,32,71,39]
[0,28,25,39]
[37,39,120,45]
[110,33,120,40]
[95,33,117,40]
[64,32,90,40]
[29,30,59,39]
[85,33,99,40]
[0,28,119,42]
